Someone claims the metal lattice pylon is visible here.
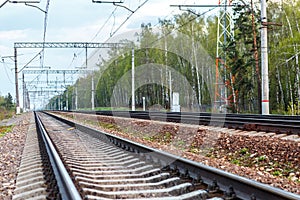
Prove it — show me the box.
[215,0,236,113]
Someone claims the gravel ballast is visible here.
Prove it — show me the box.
[0,113,31,200]
[1,111,299,199]
[54,111,300,195]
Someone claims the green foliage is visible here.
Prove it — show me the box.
[257,155,267,162]
[272,170,282,176]
[231,159,240,165]
[0,93,14,110]
[268,0,300,114]
[0,93,15,120]
[46,1,300,114]
[99,122,120,131]
[0,125,13,138]
[239,147,249,155]
[225,1,261,113]
[285,101,300,115]
[95,43,212,110]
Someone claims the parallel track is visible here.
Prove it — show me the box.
[26,111,300,200]
[66,110,300,135]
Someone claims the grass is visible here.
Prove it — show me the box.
[258,155,267,161]
[205,146,299,182]
[189,147,199,154]
[98,122,122,131]
[143,136,153,141]
[272,170,282,176]
[239,147,249,155]
[0,125,13,138]
[175,140,186,149]
[0,108,14,121]
[142,132,172,144]
[231,159,241,165]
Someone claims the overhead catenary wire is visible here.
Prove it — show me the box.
[79,0,179,61]
[91,7,118,42]
[67,6,119,69]
[105,0,149,41]
[142,0,216,37]
[86,0,149,64]
[18,50,43,73]
[51,2,211,100]
[26,0,51,100]
[110,11,116,37]
[40,0,51,68]
[86,1,211,76]
[2,61,14,85]
[147,6,219,48]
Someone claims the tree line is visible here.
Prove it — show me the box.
[0,93,14,111]
[46,0,300,114]
[0,93,15,120]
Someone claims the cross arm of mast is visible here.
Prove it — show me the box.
[14,42,127,48]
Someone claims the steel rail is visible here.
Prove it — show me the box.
[44,111,300,200]
[34,112,82,200]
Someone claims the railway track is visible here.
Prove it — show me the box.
[12,113,61,199]
[68,110,300,135]
[13,111,300,199]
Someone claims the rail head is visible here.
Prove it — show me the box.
[34,112,82,200]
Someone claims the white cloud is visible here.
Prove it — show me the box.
[0,29,29,40]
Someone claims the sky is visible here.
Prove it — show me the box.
[0,0,220,108]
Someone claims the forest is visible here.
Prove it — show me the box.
[46,0,300,114]
[0,93,15,120]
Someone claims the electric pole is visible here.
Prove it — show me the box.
[215,0,235,113]
[14,47,20,114]
[261,0,269,114]
[131,48,135,111]
[171,1,236,113]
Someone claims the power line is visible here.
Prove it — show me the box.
[147,6,218,47]
[40,0,51,68]
[42,0,50,42]
[84,0,149,68]
[81,0,177,62]
[110,10,116,37]
[0,0,9,8]
[68,7,119,69]
[97,0,149,41]
[136,1,189,42]
[2,61,14,85]
[91,7,118,42]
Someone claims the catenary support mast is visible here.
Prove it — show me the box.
[14,42,125,112]
[261,0,269,114]
[215,0,235,113]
